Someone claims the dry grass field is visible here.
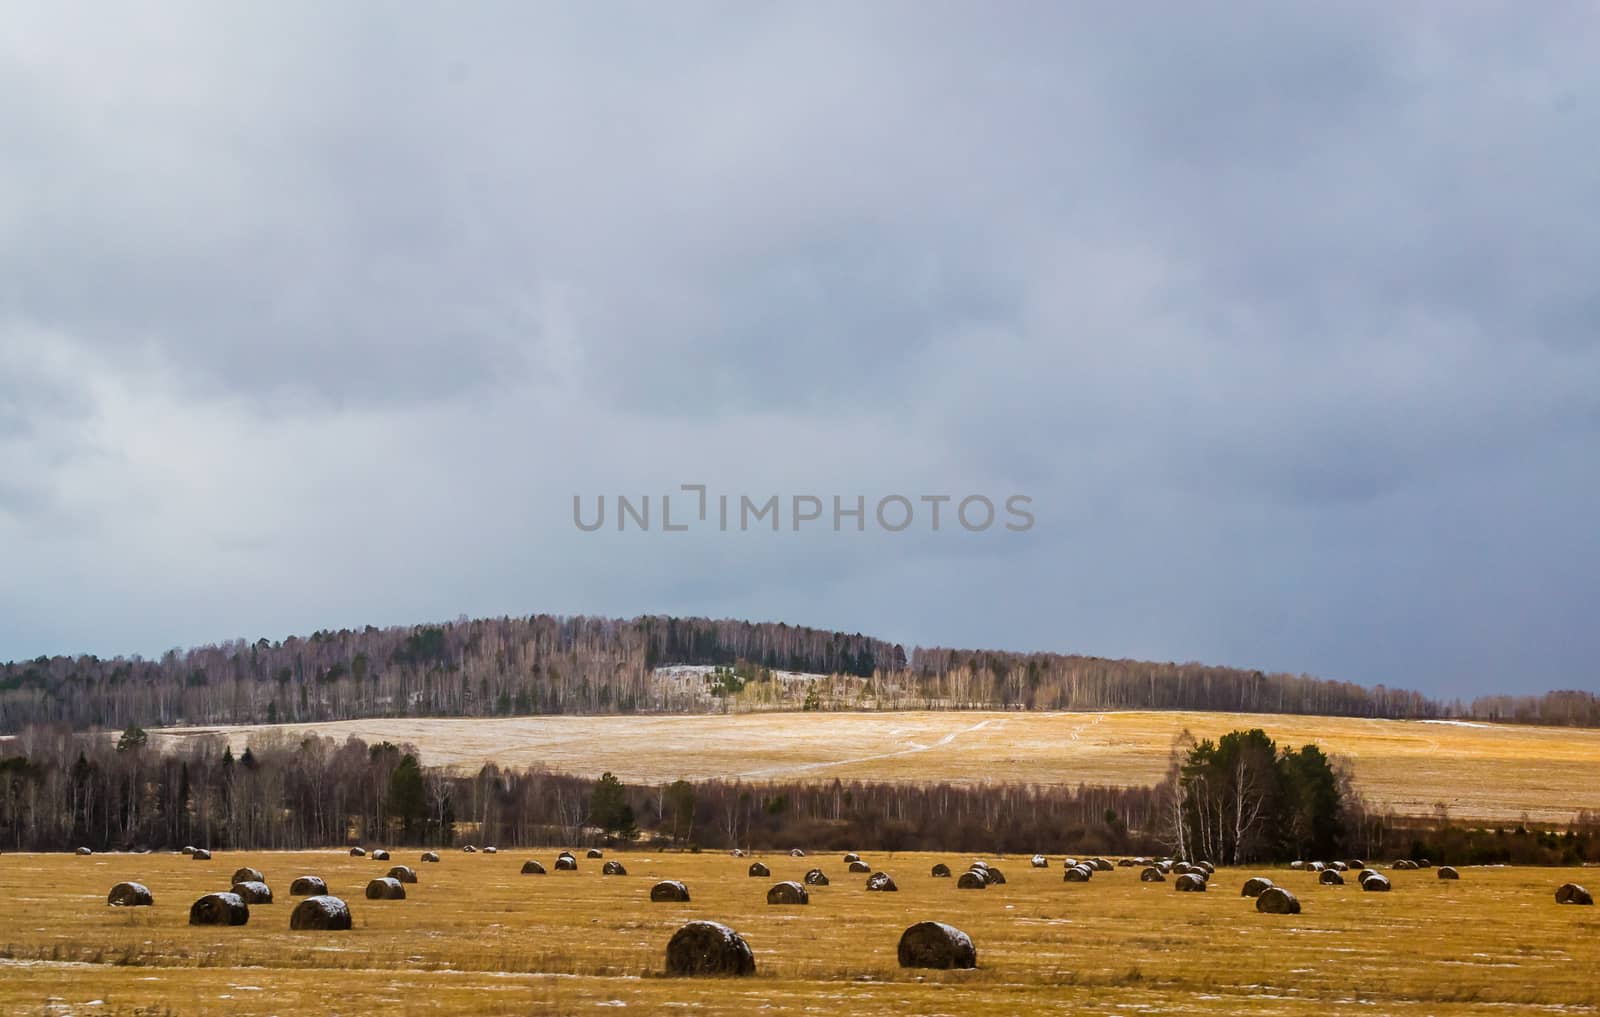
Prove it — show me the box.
[0,849,1596,1016]
[152,711,1600,824]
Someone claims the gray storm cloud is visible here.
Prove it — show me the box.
[1,2,1596,696]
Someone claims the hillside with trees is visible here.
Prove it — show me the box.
[1,613,1596,734]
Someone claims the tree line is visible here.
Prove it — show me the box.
[2,613,1596,734]
[2,722,1595,865]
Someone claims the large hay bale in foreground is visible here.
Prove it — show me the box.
[555,856,577,871]
[804,868,829,886]
[1319,869,1345,886]
[421,851,440,863]
[767,880,809,905]
[521,860,547,875]
[603,860,628,876]
[651,880,691,902]
[232,880,273,904]
[1437,866,1460,880]
[365,877,406,900]
[586,848,603,859]
[349,847,366,857]
[931,863,952,878]
[1555,883,1594,905]
[386,865,418,884]
[1139,866,1166,883]
[370,849,390,861]
[1064,865,1093,883]
[1256,887,1301,914]
[289,876,327,896]
[958,870,988,890]
[848,860,871,874]
[231,867,265,885]
[747,861,770,878]
[192,848,212,861]
[665,921,755,977]
[1241,877,1274,898]
[898,921,977,970]
[289,895,351,930]
[189,892,249,926]
[107,882,153,907]
[1175,873,1208,892]
[866,871,898,892]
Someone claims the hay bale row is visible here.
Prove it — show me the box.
[107,882,153,907]
[290,895,352,930]
[190,892,248,926]
[290,875,327,896]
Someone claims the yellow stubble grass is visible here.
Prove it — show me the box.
[153,710,1600,824]
[1,850,1596,1016]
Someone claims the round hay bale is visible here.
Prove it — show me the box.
[231,867,265,885]
[365,877,406,900]
[1091,858,1114,872]
[370,849,390,861]
[897,921,977,970]
[1289,860,1304,870]
[983,866,1006,886]
[421,851,440,863]
[1196,861,1215,875]
[182,845,197,856]
[843,852,861,864]
[930,863,952,878]
[1117,858,1136,867]
[189,892,249,925]
[1330,861,1348,872]
[349,846,366,857]
[1417,858,1432,867]
[866,871,898,892]
[1391,859,1417,870]
[1060,857,1077,869]
[462,845,477,853]
[1174,873,1208,892]
[1172,862,1194,875]
[386,865,418,884]
[747,861,770,878]
[665,920,755,977]
[232,880,273,904]
[1030,854,1048,868]
[804,868,829,886]
[289,876,327,896]
[848,860,871,874]
[521,860,547,875]
[969,860,990,872]
[958,870,988,889]
[192,848,212,861]
[651,880,691,902]
[790,848,806,857]
[1348,859,1366,871]
[107,882,153,907]
[1256,886,1301,914]
[1361,872,1391,892]
[1555,883,1594,905]
[1319,869,1345,885]
[289,894,352,930]
[586,848,603,859]
[1437,866,1460,880]
[557,850,576,861]
[1241,877,1274,898]
[555,856,577,871]
[603,860,628,876]
[75,846,93,856]
[731,849,744,858]
[767,880,809,905]
[1308,861,1325,872]
[483,846,497,854]
[1139,866,1166,883]
[1064,865,1093,883]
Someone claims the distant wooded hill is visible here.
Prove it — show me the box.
[1,614,1595,732]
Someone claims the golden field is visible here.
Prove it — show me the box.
[0,849,1596,1016]
[152,710,1600,825]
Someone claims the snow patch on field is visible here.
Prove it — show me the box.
[1418,719,1491,728]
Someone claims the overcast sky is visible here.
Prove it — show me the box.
[2,3,1596,698]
